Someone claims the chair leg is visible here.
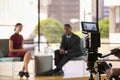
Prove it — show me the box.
[29,59,35,77]
[82,60,85,76]
[12,62,15,78]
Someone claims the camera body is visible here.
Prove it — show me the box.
[81,21,100,50]
[84,32,100,49]
[84,32,100,72]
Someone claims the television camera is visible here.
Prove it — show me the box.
[81,22,120,80]
[81,21,100,73]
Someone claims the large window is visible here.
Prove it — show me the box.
[0,0,37,39]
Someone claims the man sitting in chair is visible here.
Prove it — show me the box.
[40,24,82,76]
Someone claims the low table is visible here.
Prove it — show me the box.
[34,55,53,75]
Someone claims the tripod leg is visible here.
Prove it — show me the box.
[96,72,101,80]
[89,72,94,80]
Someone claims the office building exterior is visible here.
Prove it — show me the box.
[40,0,51,19]
[48,0,80,31]
[92,0,109,21]
[105,0,120,47]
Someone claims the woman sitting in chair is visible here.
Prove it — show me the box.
[8,23,32,78]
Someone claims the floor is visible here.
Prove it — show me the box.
[0,60,108,80]
[0,75,107,80]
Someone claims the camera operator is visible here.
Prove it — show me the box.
[106,48,120,80]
